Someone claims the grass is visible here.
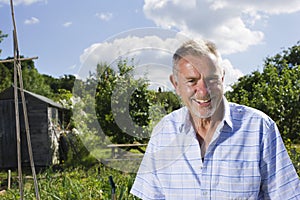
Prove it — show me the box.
[0,164,140,200]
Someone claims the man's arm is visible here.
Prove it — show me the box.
[260,122,300,199]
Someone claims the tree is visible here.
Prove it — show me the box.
[0,57,52,96]
[94,59,155,144]
[73,59,183,146]
[43,74,76,93]
[264,41,300,72]
[0,30,11,91]
[21,64,52,97]
[0,62,12,92]
[155,90,181,113]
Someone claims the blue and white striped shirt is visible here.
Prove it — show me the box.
[131,98,300,199]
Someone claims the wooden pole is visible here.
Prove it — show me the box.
[10,0,40,199]
[10,2,24,197]
[7,170,11,190]
[16,61,41,200]
[0,56,38,63]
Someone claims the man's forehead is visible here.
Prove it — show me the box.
[179,55,219,70]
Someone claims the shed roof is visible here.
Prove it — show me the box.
[0,86,65,109]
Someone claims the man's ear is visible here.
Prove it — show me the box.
[170,74,180,95]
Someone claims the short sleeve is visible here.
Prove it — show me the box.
[260,121,300,199]
[130,120,166,200]
[130,147,166,199]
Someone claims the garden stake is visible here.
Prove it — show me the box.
[109,175,116,200]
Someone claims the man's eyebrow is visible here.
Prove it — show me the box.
[207,75,221,79]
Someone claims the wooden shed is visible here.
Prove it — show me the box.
[0,86,66,169]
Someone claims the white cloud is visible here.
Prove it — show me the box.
[95,12,113,21]
[79,35,180,79]
[143,0,300,55]
[221,58,243,91]
[224,0,300,15]
[0,0,47,6]
[63,21,72,27]
[78,29,187,89]
[24,17,39,25]
[78,28,242,91]
[68,64,76,70]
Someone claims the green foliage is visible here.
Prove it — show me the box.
[1,164,139,200]
[60,131,97,168]
[284,139,300,175]
[0,30,8,55]
[0,63,12,91]
[143,90,181,133]
[21,65,52,97]
[264,41,300,72]
[72,81,106,152]
[155,91,181,113]
[43,74,75,94]
[71,59,181,155]
[94,60,155,144]
[0,55,76,104]
[0,57,52,97]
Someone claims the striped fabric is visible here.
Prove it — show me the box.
[130,97,300,200]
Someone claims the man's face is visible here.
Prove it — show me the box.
[170,54,224,119]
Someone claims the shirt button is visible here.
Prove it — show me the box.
[202,191,208,196]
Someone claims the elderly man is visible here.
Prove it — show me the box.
[130,39,300,199]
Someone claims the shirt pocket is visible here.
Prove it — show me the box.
[214,161,261,199]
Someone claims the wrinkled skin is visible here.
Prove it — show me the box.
[170,54,224,119]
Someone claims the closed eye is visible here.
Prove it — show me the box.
[186,79,197,85]
[187,79,195,83]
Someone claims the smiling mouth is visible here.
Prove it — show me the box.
[193,98,211,105]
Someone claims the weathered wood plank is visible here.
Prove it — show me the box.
[0,86,64,168]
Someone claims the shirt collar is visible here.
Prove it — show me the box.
[223,97,233,130]
[179,107,194,135]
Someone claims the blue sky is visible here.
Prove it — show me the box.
[0,0,300,90]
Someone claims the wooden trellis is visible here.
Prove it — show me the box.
[0,1,41,199]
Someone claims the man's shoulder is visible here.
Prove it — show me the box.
[151,107,190,136]
[228,102,273,123]
[162,106,188,121]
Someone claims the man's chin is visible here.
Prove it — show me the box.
[190,107,214,119]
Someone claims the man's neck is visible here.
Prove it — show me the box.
[192,117,211,139]
[190,99,225,157]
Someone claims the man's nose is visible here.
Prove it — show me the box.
[195,79,209,96]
